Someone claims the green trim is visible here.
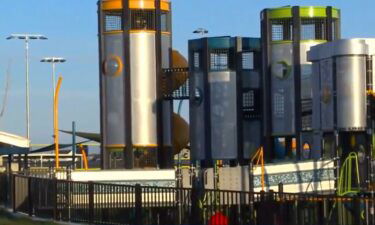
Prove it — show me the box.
[268,7,292,19]
[271,40,327,45]
[271,40,293,45]
[268,6,340,19]
[108,148,124,153]
[300,39,327,44]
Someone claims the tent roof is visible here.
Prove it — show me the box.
[0,131,30,148]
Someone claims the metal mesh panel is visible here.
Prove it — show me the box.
[131,10,155,30]
[243,90,254,108]
[301,18,326,40]
[243,89,261,119]
[162,68,189,100]
[271,19,292,41]
[194,52,200,69]
[242,52,254,70]
[210,49,229,71]
[274,91,285,118]
[104,12,122,32]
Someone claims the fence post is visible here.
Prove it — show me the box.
[88,181,94,224]
[134,184,142,225]
[249,162,254,192]
[53,178,58,221]
[278,183,284,225]
[12,174,16,213]
[28,177,33,216]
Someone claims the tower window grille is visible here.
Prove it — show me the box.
[131,10,155,30]
[243,90,254,108]
[301,18,326,40]
[210,49,229,71]
[104,12,123,32]
[271,19,293,41]
[194,52,200,69]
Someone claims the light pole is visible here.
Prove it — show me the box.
[41,57,66,138]
[6,34,48,140]
[41,57,66,103]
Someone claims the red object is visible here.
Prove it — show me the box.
[209,212,228,225]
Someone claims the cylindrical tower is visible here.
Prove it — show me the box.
[308,39,375,189]
[98,0,172,169]
[261,6,341,160]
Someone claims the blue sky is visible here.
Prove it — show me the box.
[0,0,373,144]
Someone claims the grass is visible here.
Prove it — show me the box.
[0,208,58,225]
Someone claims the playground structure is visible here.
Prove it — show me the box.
[0,3,374,224]
[0,2,374,225]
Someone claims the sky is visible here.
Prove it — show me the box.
[0,0,373,145]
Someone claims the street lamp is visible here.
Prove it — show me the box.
[6,34,48,140]
[41,57,66,136]
[193,28,208,36]
[41,57,66,98]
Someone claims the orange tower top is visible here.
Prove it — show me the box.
[101,0,171,11]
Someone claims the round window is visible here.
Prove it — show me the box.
[103,55,123,76]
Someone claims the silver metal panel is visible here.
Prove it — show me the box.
[103,33,126,145]
[242,69,261,159]
[130,33,158,146]
[336,56,367,130]
[243,120,261,159]
[209,71,238,159]
[308,39,369,62]
[242,70,260,89]
[271,43,295,135]
[161,34,172,146]
[161,35,171,69]
[319,59,334,131]
[300,42,319,100]
[361,39,375,91]
[311,62,321,131]
[162,101,172,146]
[312,133,323,159]
[189,71,206,161]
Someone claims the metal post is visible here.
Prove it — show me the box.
[25,38,30,140]
[12,174,16,213]
[135,184,142,225]
[28,176,33,216]
[52,62,56,138]
[292,6,302,160]
[53,178,58,220]
[72,121,76,169]
[88,181,94,224]
[52,62,56,98]
[278,182,284,198]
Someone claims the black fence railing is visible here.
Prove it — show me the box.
[0,173,374,225]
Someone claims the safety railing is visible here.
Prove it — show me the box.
[0,172,374,225]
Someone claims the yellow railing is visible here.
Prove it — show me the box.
[251,146,265,191]
[337,152,360,196]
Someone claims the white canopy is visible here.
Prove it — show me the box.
[0,131,30,148]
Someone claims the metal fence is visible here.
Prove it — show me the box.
[0,173,374,225]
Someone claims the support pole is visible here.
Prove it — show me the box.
[72,121,76,169]
[54,76,63,169]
